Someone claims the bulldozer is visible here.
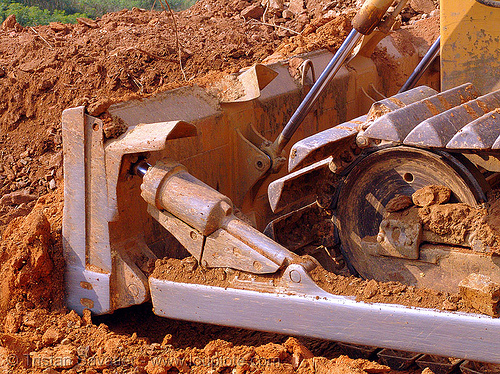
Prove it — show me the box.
[62,0,500,364]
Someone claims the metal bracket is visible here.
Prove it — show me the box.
[148,205,204,261]
[373,216,422,260]
[203,229,279,273]
[62,106,197,314]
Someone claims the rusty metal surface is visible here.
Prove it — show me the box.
[264,203,329,252]
[108,86,221,125]
[62,112,198,314]
[447,110,500,150]
[268,158,331,213]
[399,36,441,93]
[63,107,112,314]
[287,86,440,173]
[150,264,500,364]
[363,83,480,142]
[222,217,308,268]
[491,134,500,150]
[225,64,278,103]
[367,86,438,120]
[141,159,234,236]
[271,29,363,156]
[141,158,311,273]
[234,128,272,206]
[375,213,422,260]
[441,0,500,93]
[352,0,394,35]
[404,90,500,148]
[203,229,280,274]
[287,117,363,173]
[336,146,489,292]
[148,205,204,261]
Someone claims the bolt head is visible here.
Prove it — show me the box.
[289,269,301,283]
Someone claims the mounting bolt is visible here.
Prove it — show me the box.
[255,158,267,171]
[289,269,302,283]
[356,134,370,148]
[128,283,140,298]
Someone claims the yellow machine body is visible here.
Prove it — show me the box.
[441,0,500,93]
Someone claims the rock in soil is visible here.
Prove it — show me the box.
[0,190,37,207]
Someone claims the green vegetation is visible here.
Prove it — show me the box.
[0,0,197,26]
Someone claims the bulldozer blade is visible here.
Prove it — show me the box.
[149,264,500,364]
[364,83,480,142]
[404,90,500,148]
[447,111,500,150]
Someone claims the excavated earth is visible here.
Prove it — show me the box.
[0,0,484,372]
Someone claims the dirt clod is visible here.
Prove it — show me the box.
[459,273,500,317]
[363,279,379,299]
[412,185,451,207]
[284,337,315,368]
[386,194,413,212]
[76,17,99,28]
[41,327,61,347]
[30,345,79,369]
[1,14,18,30]
[241,4,265,18]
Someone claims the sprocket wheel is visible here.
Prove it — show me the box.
[336,146,488,285]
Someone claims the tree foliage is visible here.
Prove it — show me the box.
[0,0,87,25]
[0,0,196,26]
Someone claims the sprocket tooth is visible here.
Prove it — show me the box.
[447,110,500,150]
[364,83,480,142]
[404,90,500,148]
[287,117,362,173]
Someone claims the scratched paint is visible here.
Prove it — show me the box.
[441,0,500,93]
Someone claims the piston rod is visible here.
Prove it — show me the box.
[267,0,396,160]
[273,29,363,154]
[399,36,441,93]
